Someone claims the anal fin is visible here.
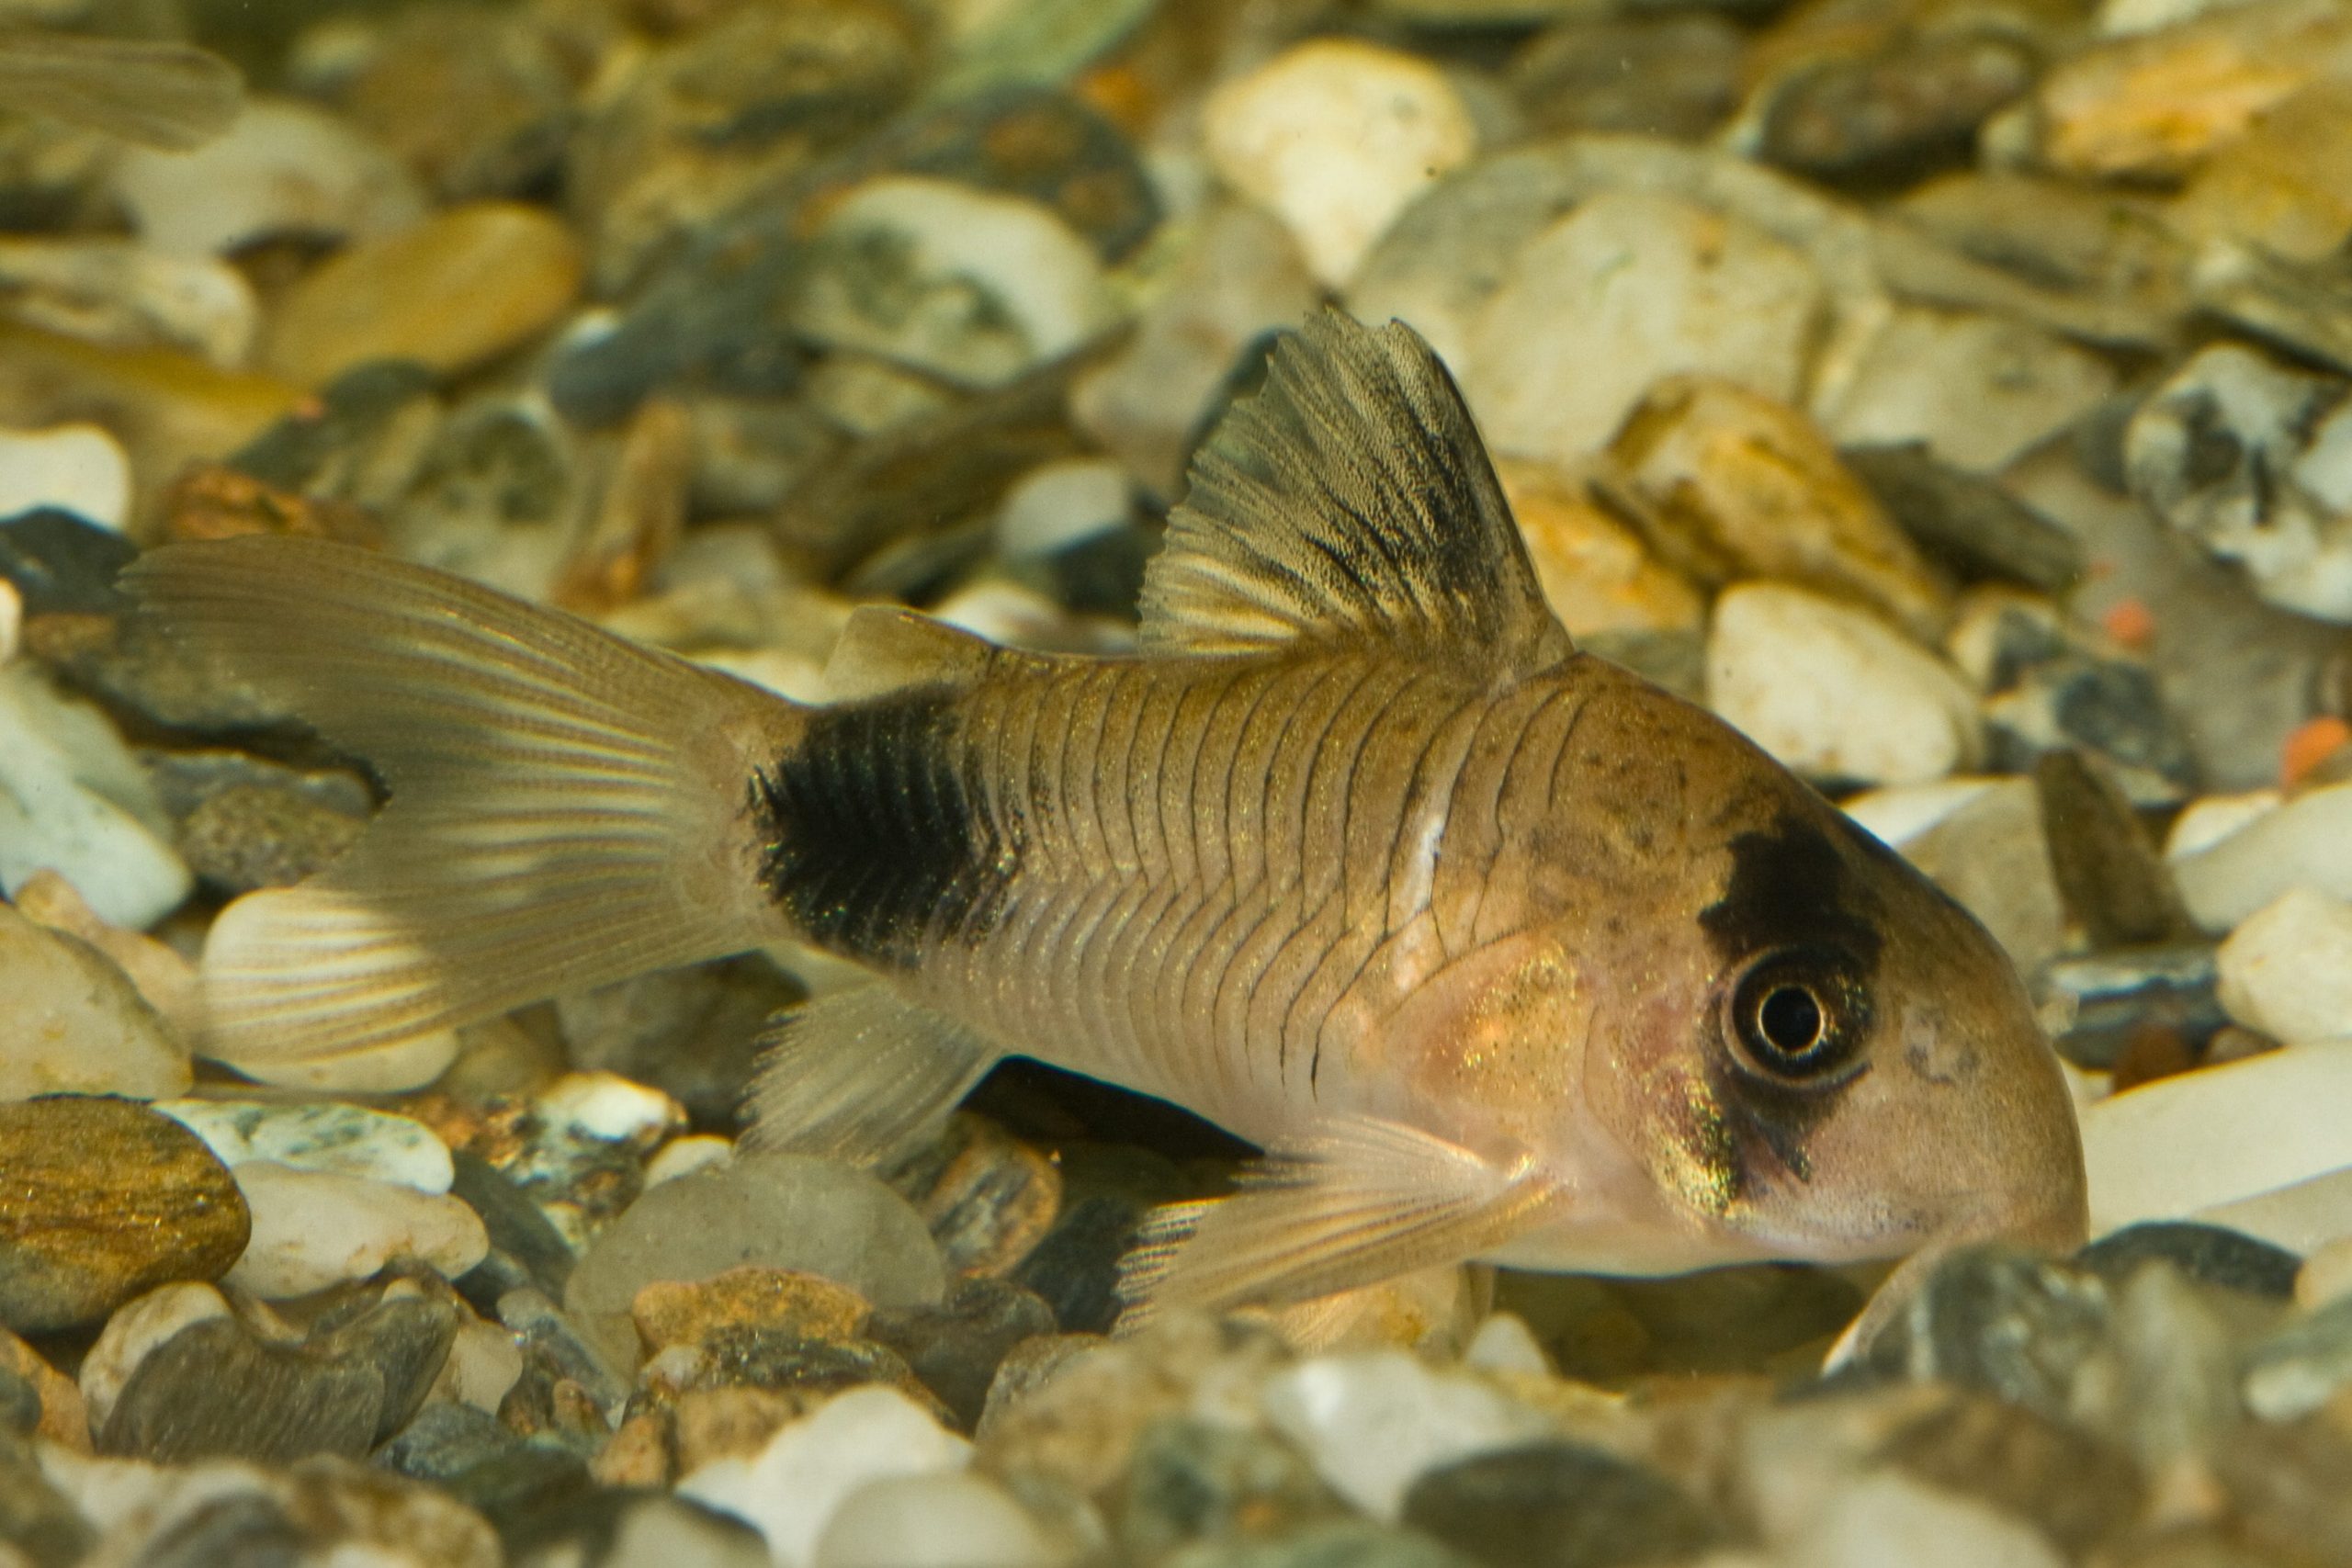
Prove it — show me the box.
[744,985,1001,1168]
[1117,1117,1560,1331]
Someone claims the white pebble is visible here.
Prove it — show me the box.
[1841,779,2001,849]
[218,1024,461,1094]
[2216,886,2352,1044]
[1462,1312,1552,1377]
[1464,191,1824,465]
[2197,1167,2352,1256]
[0,579,17,666]
[1788,1472,2065,1568]
[996,459,1132,560]
[815,1472,1073,1568]
[0,665,192,931]
[224,1162,489,1298]
[430,1317,526,1415]
[79,1282,232,1433]
[0,902,188,1102]
[1706,583,1981,786]
[535,1069,684,1146]
[2165,790,2280,861]
[154,1100,455,1193]
[0,423,130,529]
[644,1134,732,1187]
[1204,39,1476,288]
[108,98,425,257]
[2172,781,2352,931]
[2081,1040,2352,1238]
[795,177,1114,389]
[679,1386,972,1568]
[1259,1348,1555,1521]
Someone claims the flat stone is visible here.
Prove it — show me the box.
[156,1099,454,1192]
[0,901,187,1101]
[1706,582,1981,786]
[1845,444,2084,596]
[2033,749,2197,949]
[0,1095,245,1332]
[1464,189,1826,466]
[264,201,582,388]
[1400,1440,1722,1568]
[1204,39,1476,289]
[2080,1043,2352,1236]
[2217,886,2352,1043]
[225,1161,489,1298]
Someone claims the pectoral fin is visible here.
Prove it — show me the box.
[1117,1117,1560,1330]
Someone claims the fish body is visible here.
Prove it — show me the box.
[130,312,2086,1326]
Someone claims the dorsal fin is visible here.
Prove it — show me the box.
[1139,310,1571,677]
[823,604,998,701]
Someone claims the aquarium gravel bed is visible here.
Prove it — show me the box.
[5,0,2352,1564]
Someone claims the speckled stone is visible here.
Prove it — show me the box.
[0,1095,248,1333]
[632,1267,871,1356]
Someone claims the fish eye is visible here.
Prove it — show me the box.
[1724,949,1868,1083]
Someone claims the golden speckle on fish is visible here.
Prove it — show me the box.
[125,309,2087,1346]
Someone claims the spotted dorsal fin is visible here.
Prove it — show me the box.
[1138,310,1571,678]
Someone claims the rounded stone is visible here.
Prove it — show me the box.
[0,1095,248,1333]
[263,201,582,387]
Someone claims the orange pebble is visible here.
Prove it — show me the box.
[2283,716,2352,788]
[2101,596,2156,650]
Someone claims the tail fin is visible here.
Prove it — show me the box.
[124,536,797,1066]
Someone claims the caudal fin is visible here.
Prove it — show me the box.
[125,536,797,1066]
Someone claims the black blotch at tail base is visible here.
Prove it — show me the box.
[750,688,1017,971]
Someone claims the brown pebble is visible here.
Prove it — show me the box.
[631,1266,871,1355]
[262,201,582,386]
[671,1384,812,1472]
[0,1096,250,1334]
[2109,1025,2198,1092]
[591,1408,673,1488]
[0,1328,89,1451]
